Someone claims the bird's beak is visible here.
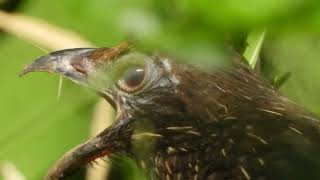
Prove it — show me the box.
[21,42,132,91]
[21,43,133,180]
[20,48,97,86]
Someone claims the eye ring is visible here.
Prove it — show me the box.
[116,65,146,93]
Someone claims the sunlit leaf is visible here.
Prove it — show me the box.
[244,28,266,69]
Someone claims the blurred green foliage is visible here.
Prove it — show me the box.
[1,0,320,179]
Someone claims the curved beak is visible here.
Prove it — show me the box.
[21,42,132,90]
[21,43,134,180]
[20,48,97,85]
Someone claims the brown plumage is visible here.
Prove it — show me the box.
[21,43,320,180]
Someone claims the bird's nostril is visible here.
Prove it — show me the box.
[71,62,87,75]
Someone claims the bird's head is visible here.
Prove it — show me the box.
[24,42,311,180]
[21,42,182,112]
[21,42,195,179]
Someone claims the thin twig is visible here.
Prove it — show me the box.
[0,161,26,180]
[0,11,92,49]
[57,76,63,102]
[86,99,115,180]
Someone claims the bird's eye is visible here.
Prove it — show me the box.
[117,66,146,93]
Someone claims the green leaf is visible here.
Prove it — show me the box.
[272,72,292,89]
[244,29,267,69]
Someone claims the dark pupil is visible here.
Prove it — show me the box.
[123,67,145,87]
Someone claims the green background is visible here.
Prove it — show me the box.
[0,0,320,179]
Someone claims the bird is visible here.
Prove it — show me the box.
[21,42,320,180]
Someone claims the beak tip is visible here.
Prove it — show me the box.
[19,57,55,77]
[19,65,32,77]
